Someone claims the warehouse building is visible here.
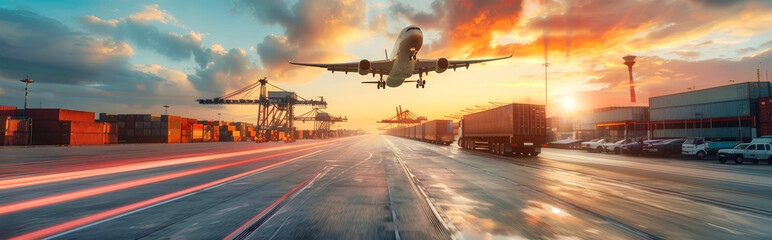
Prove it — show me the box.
[648,82,770,141]
[572,106,649,141]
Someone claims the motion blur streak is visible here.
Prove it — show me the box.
[0,144,331,216]
[222,168,324,240]
[0,140,336,190]
[9,150,323,240]
[0,152,212,177]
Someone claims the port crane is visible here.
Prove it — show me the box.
[294,106,348,139]
[196,78,326,141]
[377,105,427,130]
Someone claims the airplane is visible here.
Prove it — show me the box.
[289,25,513,89]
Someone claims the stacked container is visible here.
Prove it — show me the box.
[1,117,30,145]
[29,109,111,145]
[758,97,772,136]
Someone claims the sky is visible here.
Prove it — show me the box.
[1,0,772,132]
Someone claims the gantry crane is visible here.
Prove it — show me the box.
[294,106,348,139]
[196,78,326,141]
[377,105,427,130]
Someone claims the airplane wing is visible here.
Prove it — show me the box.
[289,60,393,75]
[413,52,513,73]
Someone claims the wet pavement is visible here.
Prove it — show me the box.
[0,135,770,239]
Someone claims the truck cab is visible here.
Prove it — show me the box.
[682,137,738,159]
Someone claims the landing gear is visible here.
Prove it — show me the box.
[376,75,385,89]
[416,73,426,88]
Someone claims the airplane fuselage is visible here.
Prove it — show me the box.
[386,26,423,87]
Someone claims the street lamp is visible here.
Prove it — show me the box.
[20,77,34,117]
[217,113,221,122]
[163,105,169,115]
[623,55,637,103]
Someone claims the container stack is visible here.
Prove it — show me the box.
[102,114,187,143]
[1,116,29,146]
[759,97,772,136]
[28,109,111,145]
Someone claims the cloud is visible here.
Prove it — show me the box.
[368,14,388,33]
[0,7,209,111]
[78,14,211,67]
[230,0,367,79]
[127,4,182,27]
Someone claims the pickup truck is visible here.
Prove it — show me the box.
[582,139,607,153]
[717,143,772,164]
[681,137,738,159]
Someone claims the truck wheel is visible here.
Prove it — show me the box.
[734,156,744,164]
[595,147,603,153]
[718,157,726,164]
[696,151,706,159]
[751,158,759,164]
[614,148,621,154]
[531,152,540,157]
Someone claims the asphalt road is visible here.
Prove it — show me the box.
[0,135,770,239]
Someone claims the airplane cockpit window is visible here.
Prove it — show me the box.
[407,27,421,31]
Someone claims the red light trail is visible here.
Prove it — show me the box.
[0,141,335,191]
[0,144,330,216]
[9,150,323,240]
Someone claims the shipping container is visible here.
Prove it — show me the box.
[25,109,95,122]
[459,103,546,156]
[422,120,454,145]
[650,100,751,121]
[0,117,29,145]
[575,107,649,131]
[650,82,770,109]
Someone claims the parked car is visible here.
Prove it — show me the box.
[582,139,607,153]
[602,139,630,154]
[643,138,686,157]
[717,143,772,164]
[622,139,663,155]
[681,137,738,159]
[580,139,600,150]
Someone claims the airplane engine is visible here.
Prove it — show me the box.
[435,58,449,73]
[358,59,371,75]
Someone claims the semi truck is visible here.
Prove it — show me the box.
[382,119,455,145]
[458,103,546,156]
[422,120,454,145]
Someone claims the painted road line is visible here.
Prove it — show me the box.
[9,150,324,240]
[223,168,327,240]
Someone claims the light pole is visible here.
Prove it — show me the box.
[623,55,636,103]
[163,105,169,115]
[217,113,221,122]
[20,77,34,117]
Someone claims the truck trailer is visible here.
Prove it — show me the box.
[422,120,454,145]
[458,103,546,156]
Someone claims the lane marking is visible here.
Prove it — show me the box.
[224,168,327,240]
[0,140,344,191]
[385,138,458,239]
[0,144,332,216]
[11,150,324,240]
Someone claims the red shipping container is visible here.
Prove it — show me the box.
[760,122,772,136]
[759,97,772,123]
[25,109,95,122]
[0,106,17,111]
